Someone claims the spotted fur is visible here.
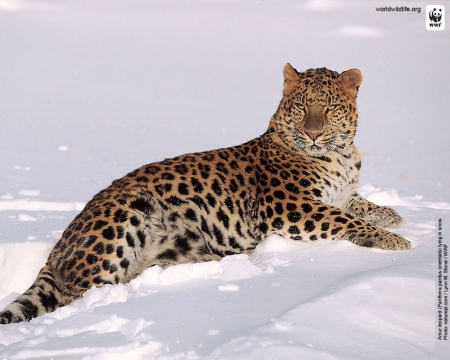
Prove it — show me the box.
[0,64,409,324]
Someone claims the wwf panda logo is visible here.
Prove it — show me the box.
[429,8,443,23]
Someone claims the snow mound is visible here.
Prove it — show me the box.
[360,184,450,210]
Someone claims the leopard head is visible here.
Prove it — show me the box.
[269,64,362,157]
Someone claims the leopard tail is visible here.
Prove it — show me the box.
[0,263,63,324]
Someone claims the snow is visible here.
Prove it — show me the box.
[0,212,443,359]
[0,0,449,359]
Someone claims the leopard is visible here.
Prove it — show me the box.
[0,63,410,325]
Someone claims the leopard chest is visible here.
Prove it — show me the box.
[310,152,361,209]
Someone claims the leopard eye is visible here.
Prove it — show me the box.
[327,105,337,111]
[295,103,305,111]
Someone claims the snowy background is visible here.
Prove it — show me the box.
[0,0,449,359]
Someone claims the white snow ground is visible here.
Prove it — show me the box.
[0,0,449,359]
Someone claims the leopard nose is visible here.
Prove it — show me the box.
[306,132,322,141]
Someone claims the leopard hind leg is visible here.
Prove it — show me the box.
[0,263,63,324]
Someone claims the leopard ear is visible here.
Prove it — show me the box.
[283,63,300,95]
[338,69,363,98]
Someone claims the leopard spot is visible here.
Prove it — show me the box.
[116,246,124,258]
[84,235,97,248]
[102,260,110,270]
[82,222,93,235]
[273,190,285,200]
[285,183,300,194]
[335,216,348,224]
[216,162,229,175]
[259,222,269,234]
[167,196,187,206]
[191,178,204,193]
[120,258,130,269]
[80,280,90,288]
[212,179,223,196]
[130,198,154,214]
[185,208,198,222]
[113,209,128,223]
[93,220,108,230]
[304,221,315,232]
[288,225,300,234]
[331,227,343,235]
[312,213,324,221]
[229,179,239,193]
[271,217,284,230]
[280,170,290,180]
[137,230,146,247]
[287,212,301,222]
[274,202,284,215]
[86,254,98,265]
[178,183,189,195]
[126,232,135,247]
[266,206,274,218]
[286,203,297,211]
[174,164,189,175]
[270,178,281,187]
[144,165,161,175]
[93,242,105,255]
[212,224,225,246]
[116,226,125,239]
[102,226,115,240]
[130,216,140,227]
[157,249,178,261]
[161,172,175,181]
[136,176,149,183]
[300,179,311,187]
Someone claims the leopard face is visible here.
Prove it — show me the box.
[269,64,362,157]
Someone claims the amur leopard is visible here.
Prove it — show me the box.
[0,64,410,324]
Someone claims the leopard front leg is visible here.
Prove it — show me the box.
[343,192,403,229]
[264,201,410,250]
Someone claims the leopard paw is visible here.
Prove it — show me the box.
[368,207,403,229]
[361,231,410,250]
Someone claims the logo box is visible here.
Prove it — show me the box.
[426,5,445,30]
